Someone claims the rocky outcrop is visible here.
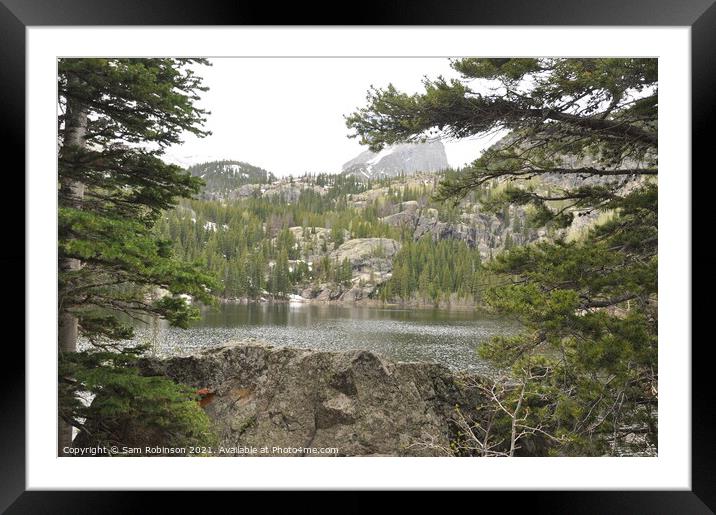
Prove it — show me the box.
[380,200,421,225]
[296,238,399,301]
[288,226,342,258]
[262,181,327,202]
[329,237,400,266]
[303,281,380,303]
[284,236,399,303]
[380,202,539,259]
[228,183,261,200]
[138,342,487,456]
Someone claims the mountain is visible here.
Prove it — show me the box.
[162,168,629,306]
[342,140,448,179]
[187,160,277,200]
[162,135,642,305]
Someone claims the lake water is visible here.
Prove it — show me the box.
[129,303,521,373]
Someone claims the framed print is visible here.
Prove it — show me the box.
[3,0,711,512]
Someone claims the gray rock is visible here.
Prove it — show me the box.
[138,342,489,456]
[329,238,400,265]
[231,184,260,199]
[338,284,374,302]
[378,200,540,259]
[381,209,419,227]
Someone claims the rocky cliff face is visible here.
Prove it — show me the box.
[299,238,401,302]
[379,200,540,259]
[342,141,449,179]
[139,342,487,456]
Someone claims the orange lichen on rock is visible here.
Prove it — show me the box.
[196,388,215,407]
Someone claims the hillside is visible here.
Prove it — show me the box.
[162,141,639,306]
[187,160,277,200]
[159,171,547,306]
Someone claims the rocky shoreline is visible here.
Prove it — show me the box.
[217,294,485,311]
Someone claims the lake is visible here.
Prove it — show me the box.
[128,302,521,373]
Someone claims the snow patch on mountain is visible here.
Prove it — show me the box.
[342,141,448,180]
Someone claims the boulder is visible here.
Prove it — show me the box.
[138,342,487,456]
[329,238,400,263]
[338,283,375,302]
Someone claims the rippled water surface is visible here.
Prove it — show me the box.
[128,303,521,372]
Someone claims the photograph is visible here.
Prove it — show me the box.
[3,6,706,508]
[57,56,659,459]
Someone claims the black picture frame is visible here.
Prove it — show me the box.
[2,1,708,512]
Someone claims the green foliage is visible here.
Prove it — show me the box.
[348,58,658,456]
[379,236,490,303]
[59,58,211,147]
[348,58,656,154]
[60,347,216,451]
[154,174,403,298]
[59,206,215,332]
[347,58,657,217]
[157,170,502,305]
[58,58,218,450]
[269,249,292,296]
[59,58,217,343]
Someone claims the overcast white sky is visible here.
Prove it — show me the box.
[164,58,504,176]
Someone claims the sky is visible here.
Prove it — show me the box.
[163,58,504,176]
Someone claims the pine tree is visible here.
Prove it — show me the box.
[273,249,292,296]
[340,258,353,286]
[58,58,216,454]
[347,58,658,456]
[331,224,345,247]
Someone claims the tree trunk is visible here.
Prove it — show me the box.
[58,91,87,456]
[509,383,526,457]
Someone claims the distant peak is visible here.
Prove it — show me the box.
[342,141,448,180]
